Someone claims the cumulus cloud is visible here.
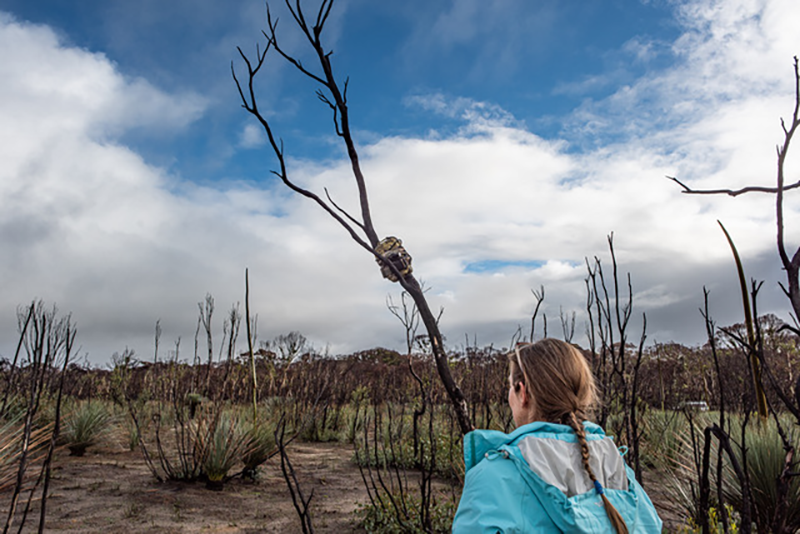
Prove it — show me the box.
[1,0,799,365]
[0,15,206,139]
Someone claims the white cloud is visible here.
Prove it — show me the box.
[239,123,266,148]
[0,15,206,141]
[404,94,521,129]
[566,0,799,146]
[1,0,800,364]
[622,37,659,64]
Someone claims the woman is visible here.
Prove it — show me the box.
[452,339,662,533]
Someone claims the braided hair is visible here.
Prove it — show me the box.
[566,412,629,533]
[509,339,628,534]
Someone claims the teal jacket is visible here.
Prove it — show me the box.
[452,421,662,533]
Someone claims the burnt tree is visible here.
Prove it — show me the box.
[669,57,800,334]
[233,0,473,434]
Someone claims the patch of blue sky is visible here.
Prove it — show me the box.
[1,0,688,183]
[464,259,547,274]
[233,0,687,156]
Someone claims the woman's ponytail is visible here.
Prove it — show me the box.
[567,413,629,534]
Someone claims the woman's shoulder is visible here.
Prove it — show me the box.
[454,448,554,533]
[463,420,610,471]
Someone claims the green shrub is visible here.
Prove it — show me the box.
[640,409,690,470]
[197,412,252,490]
[110,403,148,452]
[353,404,463,480]
[722,416,800,532]
[241,419,276,478]
[61,402,113,456]
[679,505,740,533]
[1,395,31,423]
[345,386,370,444]
[357,490,456,534]
[660,412,799,532]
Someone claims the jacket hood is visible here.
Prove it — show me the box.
[463,421,607,471]
[463,422,642,532]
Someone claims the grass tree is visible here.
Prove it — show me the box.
[198,412,253,490]
[61,402,113,457]
[241,418,276,479]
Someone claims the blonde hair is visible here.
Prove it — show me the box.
[509,339,628,534]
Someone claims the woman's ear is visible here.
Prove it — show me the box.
[517,381,529,406]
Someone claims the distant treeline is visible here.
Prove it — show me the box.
[23,313,796,417]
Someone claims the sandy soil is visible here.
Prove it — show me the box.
[5,441,679,534]
[37,442,370,534]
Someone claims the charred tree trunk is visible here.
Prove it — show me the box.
[233,0,473,434]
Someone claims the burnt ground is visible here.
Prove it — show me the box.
[5,440,680,533]
[20,442,369,534]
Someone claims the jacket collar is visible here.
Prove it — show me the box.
[463,421,606,472]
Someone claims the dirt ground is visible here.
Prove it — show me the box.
[35,441,371,534]
[6,441,680,534]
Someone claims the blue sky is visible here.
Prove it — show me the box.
[1,0,799,364]
[0,0,682,172]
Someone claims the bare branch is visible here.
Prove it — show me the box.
[233,45,375,256]
[776,56,800,323]
[386,291,420,355]
[264,6,328,87]
[667,175,800,197]
[275,415,315,533]
[315,90,342,135]
[670,57,800,332]
[249,1,378,246]
[316,0,334,34]
[324,188,365,231]
[288,0,307,32]
[559,307,576,343]
[529,286,545,343]
[316,89,334,109]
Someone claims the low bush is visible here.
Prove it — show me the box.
[357,490,457,534]
[61,402,113,456]
[197,412,252,490]
[679,505,741,533]
[722,416,800,532]
[241,419,276,478]
[353,404,463,480]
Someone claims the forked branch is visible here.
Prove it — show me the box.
[233,0,473,434]
[260,0,377,245]
[232,46,373,255]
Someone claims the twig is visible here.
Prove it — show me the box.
[275,416,314,534]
